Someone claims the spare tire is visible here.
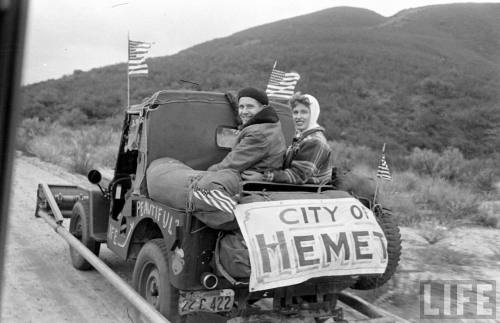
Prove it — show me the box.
[351,206,401,290]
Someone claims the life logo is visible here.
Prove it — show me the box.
[420,280,496,319]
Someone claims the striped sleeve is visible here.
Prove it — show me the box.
[265,139,323,184]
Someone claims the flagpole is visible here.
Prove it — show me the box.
[373,143,386,207]
[127,31,130,109]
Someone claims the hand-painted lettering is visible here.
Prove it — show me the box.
[308,206,321,223]
[321,232,350,262]
[323,206,338,222]
[294,235,320,267]
[256,231,288,273]
[300,207,309,223]
[373,231,387,259]
[352,231,373,260]
[350,205,364,219]
[279,208,299,225]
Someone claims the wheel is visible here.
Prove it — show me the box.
[69,200,100,270]
[131,239,185,323]
[350,207,402,290]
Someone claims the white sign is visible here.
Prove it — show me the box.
[234,198,388,291]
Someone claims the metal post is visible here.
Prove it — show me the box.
[127,31,130,109]
[338,291,410,322]
[41,183,65,224]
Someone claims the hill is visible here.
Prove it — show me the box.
[21,4,500,158]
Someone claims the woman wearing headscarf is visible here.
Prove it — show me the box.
[242,92,333,185]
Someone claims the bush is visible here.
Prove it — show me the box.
[407,147,439,176]
[414,177,479,223]
[16,117,52,153]
[380,171,422,225]
[432,147,465,181]
[406,147,500,196]
[459,158,500,195]
[18,121,120,175]
[329,140,378,172]
[381,171,483,226]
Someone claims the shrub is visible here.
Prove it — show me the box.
[432,147,465,181]
[459,158,500,195]
[16,117,52,153]
[415,177,479,223]
[381,171,483,226]
[407,147,439,176]
[18,121,120,175]
[329,140,378,172]
[58,108,89,127]
[380,171,422,225]
[67,138,93,175]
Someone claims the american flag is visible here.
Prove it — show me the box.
[377,151,392,181]
[265,63,300,100]
[128,40,151,76]
[192,188,237,214]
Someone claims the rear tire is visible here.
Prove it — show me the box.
[131,239,185,323]
[69,200,100,270]
[351,207,401,290]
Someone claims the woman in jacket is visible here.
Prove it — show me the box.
[242,92,332,185]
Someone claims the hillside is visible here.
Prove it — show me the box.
[21,3,500,158]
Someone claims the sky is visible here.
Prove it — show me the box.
[23,0,500,84]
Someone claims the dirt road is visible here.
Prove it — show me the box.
[1,155,135,323]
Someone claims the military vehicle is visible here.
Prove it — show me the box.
[36,90,401,322]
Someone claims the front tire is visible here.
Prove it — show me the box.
[132,239,184,323]
[69,201,100,270]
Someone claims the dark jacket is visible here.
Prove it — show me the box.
[208,107,286,173]
[264,127,333,185]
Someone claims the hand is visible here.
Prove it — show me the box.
[241,170,264,181]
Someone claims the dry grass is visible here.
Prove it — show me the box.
[18,121,119,175]
[414,246,476,267]
[380,171,482,226]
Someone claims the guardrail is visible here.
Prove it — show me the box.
[37,183,169,323]
[337,291,411,322]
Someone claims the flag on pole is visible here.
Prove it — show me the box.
[377,145,392,181]
[192,188,237,214]
[265,62,300,100]
[128,40,151,76]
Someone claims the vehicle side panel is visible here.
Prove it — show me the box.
[106,197,184,259]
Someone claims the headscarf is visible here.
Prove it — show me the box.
[303,94,320,131]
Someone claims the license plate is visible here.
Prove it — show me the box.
[179,289,234,315]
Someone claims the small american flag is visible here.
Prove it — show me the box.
[192,188,237,214]
[128,40,151,76]
[377,146,392,181]
[265,62,300,100]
